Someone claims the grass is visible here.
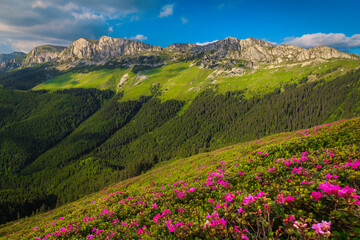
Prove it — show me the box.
[33,59,360,101]
[215,59,360,98]
[1,117,359,239]
[119,62,214,101]
[33,69,129,91]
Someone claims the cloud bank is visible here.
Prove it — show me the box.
[0,0,158,53]
[283,33,360,51]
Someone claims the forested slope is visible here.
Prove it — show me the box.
[0,69,359,224]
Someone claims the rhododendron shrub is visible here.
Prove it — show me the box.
[2,118,360,239]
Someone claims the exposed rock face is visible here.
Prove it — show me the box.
[14,36,359,70]
[0,52,25,71]
[59,36,162,62]
[187,37,356,64]
[23,45,65,67]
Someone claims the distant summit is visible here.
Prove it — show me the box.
[0,52,25,71]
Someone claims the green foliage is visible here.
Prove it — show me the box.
[1,117,359,239]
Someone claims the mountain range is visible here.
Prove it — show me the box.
[1,36,358,71]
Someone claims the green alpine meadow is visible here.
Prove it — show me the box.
[0,1,360,238]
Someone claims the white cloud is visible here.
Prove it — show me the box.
[181,17,188,24]
[195,40,219,46]
[283,33,360,51]
[159,4,174,18]
[0,0,159,53]
[129,34,147,41]
[108,27,113,32]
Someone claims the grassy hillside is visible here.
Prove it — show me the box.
[33,68,129,91]
[32,59,360,101]
[1,69,359,225]
[1,117,359,239]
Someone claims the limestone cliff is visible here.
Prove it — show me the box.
[59,36,162,62]
[23,45,65,67]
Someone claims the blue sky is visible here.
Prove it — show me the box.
[0,0,359,55]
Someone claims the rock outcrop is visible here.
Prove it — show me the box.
[23,45,66,67]
[0,52,25,71]
[59,36,162,62]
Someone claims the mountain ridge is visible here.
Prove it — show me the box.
[1,36,358,71]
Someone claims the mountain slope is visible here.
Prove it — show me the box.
[1,36,358,94]
[1,117,359,239]
[32,59,360,101]
[1,69,359,225]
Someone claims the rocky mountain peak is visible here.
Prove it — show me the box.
[239,37,274,48]
[59,36,162,62]
[23,45,65,67]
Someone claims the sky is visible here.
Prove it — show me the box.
[0,0,359,55]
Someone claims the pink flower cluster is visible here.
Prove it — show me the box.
[311,192,324,201]
[202,168,231,189]
[224,192,235,202]
[341,160,360,169]
[204,212,227,228]
[312,221,331,235]
[325,173,338,180]
[276,192,295,204]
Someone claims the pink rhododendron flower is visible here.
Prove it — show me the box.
[225,192,235,202]
[312,221,331,235]
[267,168,276,172]
[283,215,296,223]
[342,160,360,169]
[311,191,324,201]
[153,213,161,223]
[166,219,176,232]
[152,203,158,209]
[325,173,338,180]
[175,221,184,228]
[276,192,295,204]
[238,172,244,175]
[318,182,341,195]
[162,209,171,216]
[338,186,355,198]
[242,194,257,205]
